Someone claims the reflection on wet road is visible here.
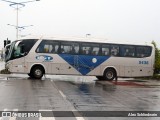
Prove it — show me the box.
[53,76,160,111]
[0,74,160,119]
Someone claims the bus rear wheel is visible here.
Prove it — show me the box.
[31,66,44,79]
[103,68,116,81]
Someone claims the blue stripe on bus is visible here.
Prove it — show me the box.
[59,54,110,75]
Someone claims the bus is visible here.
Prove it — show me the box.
[5,37,155,80]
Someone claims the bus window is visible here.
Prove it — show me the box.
[92,44,100,55]
[136,46,151,58]
[61,42,72,54]
[72,43,79,54]
[121,46,135,57]
[50,41,59,53]
[81,43,92,55]
[36,40,59,53]
[111,45,119,56]
[81,43,100,55]
[102,45,110,56]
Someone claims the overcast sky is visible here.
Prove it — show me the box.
[0,0,160,49]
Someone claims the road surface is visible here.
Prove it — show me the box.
[0,62,160,120]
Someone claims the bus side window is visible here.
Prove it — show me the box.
[111,45,119,56]
[36,40,60,54]
[36,40,46,53]
[54,45,59,53]
[92,45,100,55]
[72,43,79,54]
[61,42,72,54]
[121,46,135,57]
[51,46,55,53]
[44,45,49,53]
[44,42,54,53]
[136,46,151,58]
[83,47,91,54]
[51,42,59,53]
[102,45,110,56]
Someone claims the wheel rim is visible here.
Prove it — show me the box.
[35,69,42,76]
[106,71,113,79]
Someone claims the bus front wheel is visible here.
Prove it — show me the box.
[96,76,105,80]
[31,66,44,79]
[103,68,116,81]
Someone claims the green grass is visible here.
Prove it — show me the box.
[135,74,160,80]
[151,74,160,80]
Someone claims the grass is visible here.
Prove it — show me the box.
[151,74,160,80]
[137,74,160,80]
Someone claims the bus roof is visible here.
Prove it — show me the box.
[20,35,153,47]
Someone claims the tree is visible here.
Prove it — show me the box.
[152,41,160,74]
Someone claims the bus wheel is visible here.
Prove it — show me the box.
[103,68,116,81]
[31,66,44,79]
[96,76,105,80]
[28,73,33,78]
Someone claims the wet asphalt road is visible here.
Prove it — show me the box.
[0,62,160,120]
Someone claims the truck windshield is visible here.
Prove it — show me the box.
[6,39,38,62]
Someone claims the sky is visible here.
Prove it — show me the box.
[0,0,160,49]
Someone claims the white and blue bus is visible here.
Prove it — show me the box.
[5,37,155,80]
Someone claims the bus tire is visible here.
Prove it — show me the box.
[96,76,105,80]
[31,66,44,79]
[28,73,33,78]
[103,68,116,81]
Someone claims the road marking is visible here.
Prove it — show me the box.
[39,117,55,120]
[75,117,86,120]
[59,90,66,99]
[72,110,86,120]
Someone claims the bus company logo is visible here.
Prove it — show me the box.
[36,55,53,62]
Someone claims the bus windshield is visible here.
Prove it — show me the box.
[4,44,11,61]
[6,39,38,62]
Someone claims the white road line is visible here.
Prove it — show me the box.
[72,110,86,120]
[39,117,55,120]
[58,90,86,120]
[59,90,66,99]
[75,117,86,120]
